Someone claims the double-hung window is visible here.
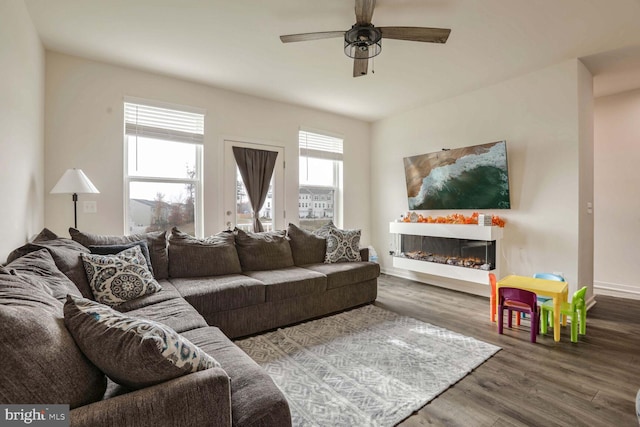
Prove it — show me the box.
[298,129,343,230]
[124,99,204,237]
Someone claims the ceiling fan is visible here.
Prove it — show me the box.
[279,0,451,77]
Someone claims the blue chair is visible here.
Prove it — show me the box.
[533,273,565,305]
[520,273,565,320]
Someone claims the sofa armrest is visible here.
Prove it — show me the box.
[359,247,369,261]
[71,368,231,427]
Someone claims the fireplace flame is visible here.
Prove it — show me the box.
[404,251,491,270]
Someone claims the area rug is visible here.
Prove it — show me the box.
[235,305,500,426]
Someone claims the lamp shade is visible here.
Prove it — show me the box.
[50,169,99,194]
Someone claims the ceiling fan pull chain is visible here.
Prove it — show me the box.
[372,55,375,74]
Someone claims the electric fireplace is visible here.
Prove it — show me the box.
[399,235,495,271]
[389,222,503,284]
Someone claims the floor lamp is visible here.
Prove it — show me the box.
[50,168,100,229]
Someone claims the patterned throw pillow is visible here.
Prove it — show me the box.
[88,240,154,276]
[63,295,220,389]
[325,227,362,263]
[81,246,161,307]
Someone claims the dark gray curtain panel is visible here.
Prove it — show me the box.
[232,146,278,232]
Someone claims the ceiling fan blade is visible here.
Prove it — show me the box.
[280,31,345,43]
[354,0,376,25]
[353,49,369,77]
[379,27,451,43]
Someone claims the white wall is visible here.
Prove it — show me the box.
[577,61,595,301]
[594,88,640,299]
[371,59,593,298]
[0,0,45,259]
[44,52,371,243]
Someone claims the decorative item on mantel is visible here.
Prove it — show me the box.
[400,211,506,227]
[477,214,492,226]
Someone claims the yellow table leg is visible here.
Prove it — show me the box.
[553,297,561,342]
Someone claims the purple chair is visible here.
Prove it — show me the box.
[497,287,540,343]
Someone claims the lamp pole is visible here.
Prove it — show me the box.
[72,193,78,229]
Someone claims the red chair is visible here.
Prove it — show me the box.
[497,287,539,343]
[489,273,520,325]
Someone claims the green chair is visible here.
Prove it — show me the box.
[540,286,587,343]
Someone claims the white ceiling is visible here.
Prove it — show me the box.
[24,0,640,122]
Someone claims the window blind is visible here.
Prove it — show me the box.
[125,102,204,145]
[299,130,343,161]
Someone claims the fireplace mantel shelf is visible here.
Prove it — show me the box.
[389,221,503,241]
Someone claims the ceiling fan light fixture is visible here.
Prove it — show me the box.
[344,25,382,59]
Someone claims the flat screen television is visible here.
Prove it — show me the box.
[403,141,511,210]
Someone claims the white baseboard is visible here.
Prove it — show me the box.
[594,280,640,300]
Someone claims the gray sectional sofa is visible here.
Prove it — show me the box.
[0,223,379,427]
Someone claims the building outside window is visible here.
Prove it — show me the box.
[124,99,204,236]
[298,129,343,230]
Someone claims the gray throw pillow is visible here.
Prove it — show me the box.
[286,223,326,265]
[2,249,82,302]
[324,227,362,263]
[64,295,221,389]
[89,240,154,275]
[0,275,106,408]
[69,228,169,280]
[168,228,241,278]
[5,227,59,262]
[6,234,92,299]
[313,220,337,238]
[81,246,161,307]
[234,228,294,271]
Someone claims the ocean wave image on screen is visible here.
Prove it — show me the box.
[408,142,510,210]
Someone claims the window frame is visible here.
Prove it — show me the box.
[298,129,344,229]
[123,98,205,237]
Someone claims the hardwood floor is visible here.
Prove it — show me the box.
[374,274,640,427]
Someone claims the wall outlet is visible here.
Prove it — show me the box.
[83,201,97,214]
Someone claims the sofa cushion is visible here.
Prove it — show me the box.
[2,248,81,302]
[304,262,380,290]
[181,326,291,427]
[7,233,93,299]
[324,227,362,263]
[0,275,106,408]
[168,228,242,278]
[114,279,182,312]
[81,246,162,307]
[313,220,337,238]
[88,240,154,275]
[243,267,326,302]
[286,223,326,265]
[234,229,294,271]
[69,228,169,280]
[5,227,59,261]
[123,296,208,333]
[171,274,266,313]
[64,295,220,389]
